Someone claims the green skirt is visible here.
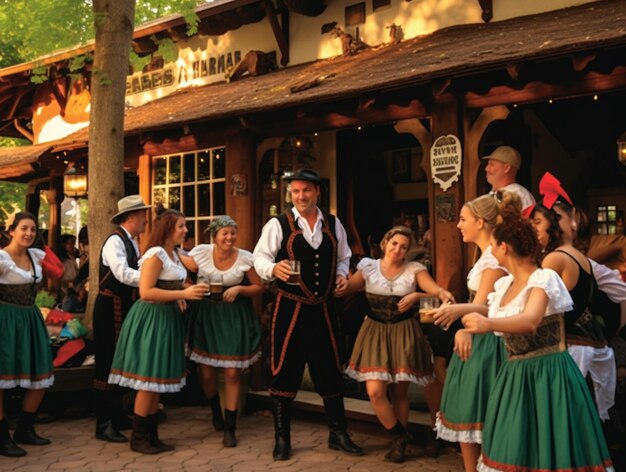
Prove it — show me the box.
[478,351,614,472]
[108,300,186,393]
[346,316,434,385]
[436,333,506,443]
[0,302,54,389]
[188,297,261,368]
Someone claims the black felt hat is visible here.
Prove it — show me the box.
[283,168,322,185]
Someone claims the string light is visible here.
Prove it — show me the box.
[548,99,553,104]
[593,94,598,101]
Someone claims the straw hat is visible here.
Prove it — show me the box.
[111,195,152,223]
[481,146,522,170]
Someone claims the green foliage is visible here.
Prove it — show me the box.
[153,36,178,63]
[30,64,48,84]
[36,290,57,309]
[0,1,203,69]
[69,53,93,73]
[0,181,26,225]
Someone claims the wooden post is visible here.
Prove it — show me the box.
[225,132,256,251]
[429,95,465,298]
[137,153,152,253]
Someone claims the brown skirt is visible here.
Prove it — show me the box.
[346,316,434,385]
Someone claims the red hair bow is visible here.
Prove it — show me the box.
[538,172,573,210]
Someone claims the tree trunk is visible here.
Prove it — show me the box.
[85,0,136,331]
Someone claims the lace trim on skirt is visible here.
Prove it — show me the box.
[108,374,186,393]
[190,350,262,369]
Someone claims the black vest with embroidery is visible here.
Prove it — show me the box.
[275,211,337,302]
[99,228,138,296]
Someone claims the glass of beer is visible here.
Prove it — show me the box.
[286,260,301,285]
[197,274,211,296]
[419,297,440,324]
[210,273,224,294]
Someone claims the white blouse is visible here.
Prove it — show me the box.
[466,246,505,294]
[357,257,426,297]
[189,244,254,286]
[487,268,573,335]
[0,248,44,284]
[139,247,187,281]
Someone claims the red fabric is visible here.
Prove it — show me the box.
[41,245,64,279]
[538,171,573,210]
[45,309,74,326]
[53,338,85,367]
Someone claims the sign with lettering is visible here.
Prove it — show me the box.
[430,134,462,192]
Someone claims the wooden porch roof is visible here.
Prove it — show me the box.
[1,0,626,173]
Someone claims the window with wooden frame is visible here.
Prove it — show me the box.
[372,0,390,11]
[345,3,366,26]
[152,146,226,244]
[596,204,620,235]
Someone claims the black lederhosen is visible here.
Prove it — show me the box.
[93,229,138,390]
[269,211,343,399]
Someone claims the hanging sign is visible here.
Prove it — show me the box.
[430,134,462,192]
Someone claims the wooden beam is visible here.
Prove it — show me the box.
[464,65,626,108]
[262,0,289,66]
[432,78,452,97]
[241,99,429,136]
[394,118,432,177]
[571,52,596,72]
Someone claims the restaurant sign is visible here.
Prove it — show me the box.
[430,134,462,192]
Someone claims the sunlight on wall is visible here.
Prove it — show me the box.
[493,0,598,21]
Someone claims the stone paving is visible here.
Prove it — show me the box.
[0,406,463,471]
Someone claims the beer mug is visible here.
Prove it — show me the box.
[197,274,211,296]
[286,260,301,285]
[210,273,224,294]
[419,297,440,324]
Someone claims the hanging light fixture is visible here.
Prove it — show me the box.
[64,164,88,198]
[617,131,626,166]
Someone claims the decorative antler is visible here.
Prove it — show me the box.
[538,172,573,210]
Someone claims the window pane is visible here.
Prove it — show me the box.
[155,157,167,185]
[153,188,165,206]
[169,155,181,184]
[198,220,211,244]
[213,182,225,215]
[608,209,617,222]
[183,153,195,183]
[198,150,210,181]
[169,186,181,210]
[213,148,226,179]
[183,185,195,216]
[198,184,210,216]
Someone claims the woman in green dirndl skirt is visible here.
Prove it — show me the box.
[0,212,55,458]
[108,209,209,455]
[434,193,519,472]
[463,212,613,472]
[338,226,454,463]
[186,216,263,448]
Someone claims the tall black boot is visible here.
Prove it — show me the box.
[148,414,174,452]
[95,390,127,443]
[13,411,50,446]
[208,393,225,431]
[384,422,412,463]
[323,396,363,456]
[130,415,162,454]
[223,409,238,447]
[0,418,26,457]
[272,397,292,461]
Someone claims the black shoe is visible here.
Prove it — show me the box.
[209,394,224,431]
[0,438,26,457]
[223,410,237,448]
[13,429,50,446]
[273,434,291,460]
[114,414,133,431]
[328,430,363,456]
[95,420,128,443]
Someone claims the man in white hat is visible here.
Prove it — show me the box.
[93,195,151,443]
[482,146,536,215]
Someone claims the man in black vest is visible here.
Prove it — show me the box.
[253,169,363,460]
[93,195,151,442]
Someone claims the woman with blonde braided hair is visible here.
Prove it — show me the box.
[434,191,520,472]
